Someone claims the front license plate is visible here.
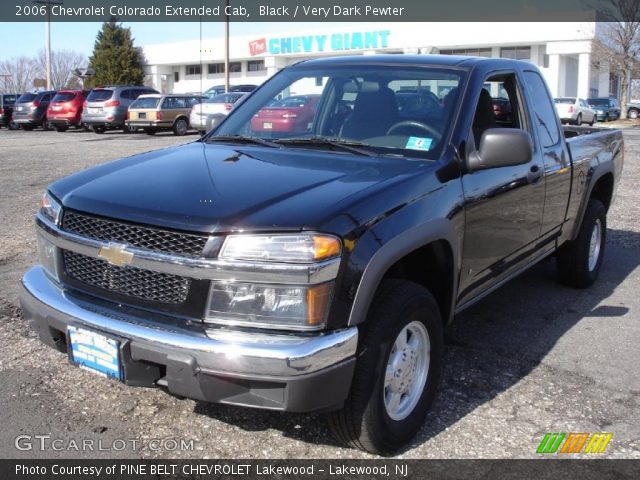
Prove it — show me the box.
[68,326,122,381]
[263,122,272,129]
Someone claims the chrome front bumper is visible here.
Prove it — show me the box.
[21,267,358,411]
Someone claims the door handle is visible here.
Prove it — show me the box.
[527,165,542,183]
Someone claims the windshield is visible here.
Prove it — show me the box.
[554,98,575,104]
[130,97,161,109]
[87,89,114,102]
[17,93,37,103]
[52,92,76,102]
[213,65,464,159]
[206,93,244,104]
[587,98,609,106]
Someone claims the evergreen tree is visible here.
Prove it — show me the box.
[86,21,145,88]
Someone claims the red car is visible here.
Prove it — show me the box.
[47,90,89,132]
[251,95,320,134]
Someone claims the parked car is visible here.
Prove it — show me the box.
[47,90,89,132]
[250,94,320,133]
[126,94,203,135]
[554,97,597,125]
[21,56,623,455]
[82,86,158,133]
[587,97,620,122]
[189,92,247,133]
[626,102,640,120]
[0,93,19,129]
[203,84,258,98]
[12,90,57,130]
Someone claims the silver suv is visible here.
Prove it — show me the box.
[82,85,158,133]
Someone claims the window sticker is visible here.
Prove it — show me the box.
[405,136,433,151]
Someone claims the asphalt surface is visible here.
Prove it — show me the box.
[0,126,639,459]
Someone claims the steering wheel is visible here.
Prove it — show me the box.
[386,120,442,141]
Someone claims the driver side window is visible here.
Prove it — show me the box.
[472,73,527,149]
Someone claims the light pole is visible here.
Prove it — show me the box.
[33,0,63,90]
[224,0,230,92]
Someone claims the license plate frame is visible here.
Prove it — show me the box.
[67,326,123,381]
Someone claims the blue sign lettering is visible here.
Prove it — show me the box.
[265,31,391,55]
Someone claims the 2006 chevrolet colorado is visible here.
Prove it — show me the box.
[21,56,623,454]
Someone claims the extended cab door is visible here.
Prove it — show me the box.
[457,71,545,306]
[522,70,571,240]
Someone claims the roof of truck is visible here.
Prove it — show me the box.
[293,54,521,70]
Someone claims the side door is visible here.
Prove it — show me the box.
[457,71,545,306]
[522,69,571,239]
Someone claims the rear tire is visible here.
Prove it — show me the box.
[327,280,443,455]
[575,114,582,126]
[42,119,52,131]
[122,124,136,134]
[557,198,606,288]
[8,121,19,130]
[173,118,188,136]
[629,108,639,120]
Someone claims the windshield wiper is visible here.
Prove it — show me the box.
[204,135,280,148]
[273,137,378,157]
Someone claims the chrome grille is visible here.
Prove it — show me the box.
[62,210,208,257]
[63,251,190,304]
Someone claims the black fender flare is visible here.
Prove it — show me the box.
[347,218,460,327]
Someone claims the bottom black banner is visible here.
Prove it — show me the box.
[1,459,639,480]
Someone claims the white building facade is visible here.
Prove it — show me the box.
[142,22,618,99]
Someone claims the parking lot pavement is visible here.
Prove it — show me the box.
[0,129,639,459]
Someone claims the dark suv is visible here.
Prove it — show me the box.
[0,93,19,129]
[82,85,158,133]
[587,97,621,122]
[13,91,57,130]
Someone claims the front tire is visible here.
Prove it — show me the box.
[557,198,606,288]
[328,280,443,455]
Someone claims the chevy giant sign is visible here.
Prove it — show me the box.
[249,30,391,56]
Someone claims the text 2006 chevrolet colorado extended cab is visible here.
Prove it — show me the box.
[21,56,623,454]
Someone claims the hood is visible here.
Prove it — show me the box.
[50,142,430,234]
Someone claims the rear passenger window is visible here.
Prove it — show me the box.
[162,97,186,109]
[524,71,560,148]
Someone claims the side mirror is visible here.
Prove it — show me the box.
[468,128,533,172]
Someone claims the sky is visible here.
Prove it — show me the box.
[0,21,316,60]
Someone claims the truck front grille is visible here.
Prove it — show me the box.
[63,251,191,305]
[62,210,208,257]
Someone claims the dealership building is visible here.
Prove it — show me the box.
[142,22,619,99]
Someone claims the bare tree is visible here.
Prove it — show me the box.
[593,0,640,118]
[0,56,39,93]
[35,49,87,90]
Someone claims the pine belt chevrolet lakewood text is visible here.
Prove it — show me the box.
[20,56,623,455]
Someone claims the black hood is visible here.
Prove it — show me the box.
[50,142,430,234]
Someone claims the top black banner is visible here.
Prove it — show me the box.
[1,0,636,22]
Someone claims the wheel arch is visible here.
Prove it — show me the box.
[348,219,459,328]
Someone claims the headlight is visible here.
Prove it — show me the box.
[205,281,333,330]
[219,234,341,263]
[37,234,59,280]
[39,191,62,225]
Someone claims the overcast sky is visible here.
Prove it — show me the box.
[0,22,323,60]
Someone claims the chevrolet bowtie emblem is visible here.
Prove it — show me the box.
[98,244,134,267]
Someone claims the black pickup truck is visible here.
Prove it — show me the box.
[21,55,623,455]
